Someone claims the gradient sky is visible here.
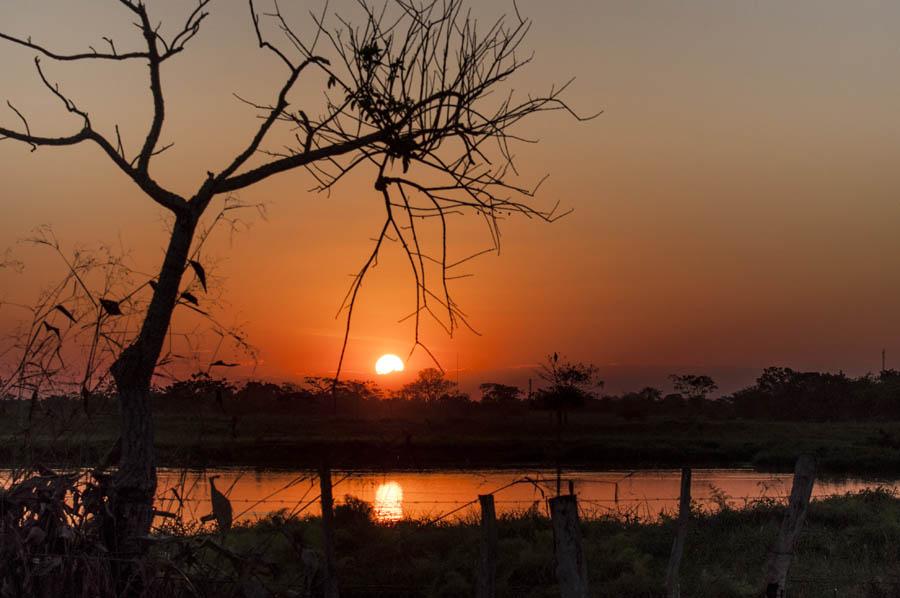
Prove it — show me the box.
[2,0,900,393]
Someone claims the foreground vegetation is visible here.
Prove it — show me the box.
[7,468,899,597]
[180,489,900,597]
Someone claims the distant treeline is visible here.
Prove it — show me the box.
[21,365,900,422]
[599,368,900,421]
[12,364,900,421]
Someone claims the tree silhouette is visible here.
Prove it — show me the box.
[534,352,602,416]
[0,0,590,555]
[398,367,457,403]
[534,353,602,495]
[669,374,718,400]
[479,382,523,405]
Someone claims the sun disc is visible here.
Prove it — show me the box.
[375,354,405,375]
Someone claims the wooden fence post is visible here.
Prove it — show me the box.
[550,494,589,598]
[764,455,816,598]
[664,468,692,598]
[477,494,498,598]
[319,464,339,598]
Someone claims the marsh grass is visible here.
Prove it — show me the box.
[179,488,900,598]
[4,471,900,597]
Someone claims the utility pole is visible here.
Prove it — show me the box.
[883,348,887,373]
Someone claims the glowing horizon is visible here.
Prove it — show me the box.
[3,1,900,393]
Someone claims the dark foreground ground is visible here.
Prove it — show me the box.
[170,489,900,598]
[7,399,900,474]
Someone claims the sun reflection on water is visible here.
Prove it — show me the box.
[374,481,403,522]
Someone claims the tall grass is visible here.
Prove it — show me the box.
[194,488,900,598]
[3,474,899,597]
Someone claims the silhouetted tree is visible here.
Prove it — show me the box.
[159,373,235,405]
[534,353,602,495]
[534,353,603,417]
[0,0,589,552]
[727,367,864,420]
[237,381,293,403]
[479,382,523,405]
[398,368,457,403]
[618,386,662,420]
[670,374,718,400]
[660,392,688,415]
[756,367,799,395]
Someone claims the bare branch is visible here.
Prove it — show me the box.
[4,102,36,151]
[215,55,331,184]
[216,129,387,192]
[134,4,166,173]
[0,31,148,61]
[0,12,195,214]
[232,0,592,382]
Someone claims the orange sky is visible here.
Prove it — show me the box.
[3,0,900,393]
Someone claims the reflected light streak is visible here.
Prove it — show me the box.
[374,481,403,522]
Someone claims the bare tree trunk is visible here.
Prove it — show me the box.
[108,211,199,557]
[665,468,692,598]
[764,455,816,598]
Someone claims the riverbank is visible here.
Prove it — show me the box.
[6,403,900,474]
[179,489,900,598]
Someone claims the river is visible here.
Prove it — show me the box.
[153,468,898,525]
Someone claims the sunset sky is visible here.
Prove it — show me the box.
[2,0,900,394]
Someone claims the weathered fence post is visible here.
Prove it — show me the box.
[764,455,816,598]
[550,494,589,598]
[319,463,339,598]
[477,494,498,598]
[664,468,692,598]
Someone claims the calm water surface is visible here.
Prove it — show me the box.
[153,468,900,525]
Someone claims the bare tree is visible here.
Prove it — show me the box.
[0,0,592,556]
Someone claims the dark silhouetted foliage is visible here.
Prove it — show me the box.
[533,353,602,415]
[479,382,524,405]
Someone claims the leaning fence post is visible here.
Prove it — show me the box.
[764,455,816,598]
[319,463,339,598]
[550,494,589,598]
[664,468,692,598]
[477,494,498,598]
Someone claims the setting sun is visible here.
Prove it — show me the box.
[375,354,405,375]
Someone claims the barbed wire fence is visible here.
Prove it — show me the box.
[136,460,896,597]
